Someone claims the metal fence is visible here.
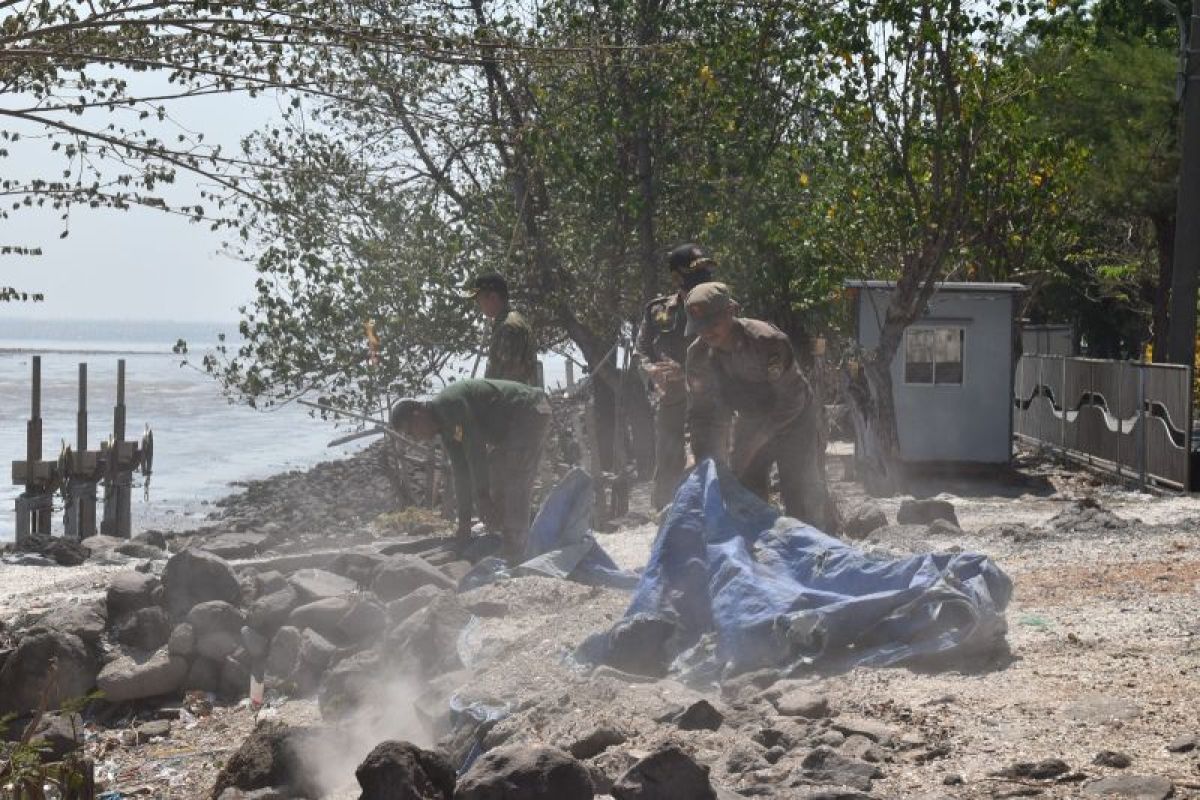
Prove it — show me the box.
[1013,355,1193,490]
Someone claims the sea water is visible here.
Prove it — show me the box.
[0,318,375,542]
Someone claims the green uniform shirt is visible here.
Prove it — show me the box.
[430,378,549,526]
[484,305,538,385]
[635,292,692,407]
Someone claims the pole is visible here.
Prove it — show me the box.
[77,363,87,451]
[1166,0,1200,367]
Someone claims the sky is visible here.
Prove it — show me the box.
[1,86,282,324]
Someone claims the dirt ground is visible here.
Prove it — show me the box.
[4,446,1200,798]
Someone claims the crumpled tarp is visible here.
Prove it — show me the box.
[578,459,1012,681]
[457,467,639,591]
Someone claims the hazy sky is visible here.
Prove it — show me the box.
[2,87,282,324]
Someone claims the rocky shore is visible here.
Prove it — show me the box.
[2,445,1200,799]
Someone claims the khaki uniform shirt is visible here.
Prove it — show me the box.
[686,318,811,460]
[635,292,691,406]
[484,305,538,386]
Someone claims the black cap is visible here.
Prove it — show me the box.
[389,397,428,430]
[469,272,509,296]
[667,243,715,275]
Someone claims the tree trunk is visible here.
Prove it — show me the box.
[1152,213,1175,362]
[845,356,902,496]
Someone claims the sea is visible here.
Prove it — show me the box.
[0,318,382,542]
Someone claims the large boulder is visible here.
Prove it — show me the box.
[384,594,470,679]
[0,631,96,716]
[114,606,172,651]
[209,721,322,800]
[266,627,303,680]
[107,571,163,619]
[612,745,716,800]
[455,744,594,800]
[841,502,888,540]
[29,600,107,647]
[189,600,247,661]
[288,597,355,642]
[318,650,383,720]
[164,549,242,619]
[247,586,301,633]
[354,740,455,800]
[387,586,447,626]
[168,623,196,658]
[96,646,188,703]
[896,498,959,527]
[201,533,268,560]
[287,568,357,603]
[340,596,388,642]
[603,614,678,678]
[370,556,456,602]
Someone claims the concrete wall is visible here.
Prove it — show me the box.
[856,288,1016,464]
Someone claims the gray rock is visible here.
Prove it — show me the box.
[1166,734,1197,753]
[22,712,84,760]
[0,631,96,716]
[164,548,242,618]
[256,571,288,595]
[136,719,172,741]
[813,730,845,748]
[188,600,246,636]
[604,613,677,678]
[724,745,767,774]
[220,655,251,700]
[926,518,963,536]
[287,568,357,602]
[216,789,287,800]
[456,744,593,800]
[1083,775,1174,799]
[266,627,303,680]
[168,623,196,658]
[185,658,221,693]
[842,502,888,539]
[384,594,470,679]
[992,759,1070,780]
[612,744,715,800]
[288,597,354,641]
[197,630,242,662]
[370,555,456,602]
[354,739,455,800]
[331,551,390,586]
[841,734,885,763]
[340,596,388,642]
[675,699,723,731]
[896,498,958,526]
[210,720,323,799]
[797,747,883,792]
[247,586,300,633]
[97,646,188,703]
[115,541,167,560]
[30,600,107,646]
[134,530,168,550]
[242,626,270,661]
[319,650,383,719]
[386,585,447,626]
[829,716,899,744]
[774,688,831,719]
[107,571,163,619]
[1094,751,1133,769]
[115,606,172,650]
[202,533,268,560]
[569,727,628,760]
[299,629,337,671]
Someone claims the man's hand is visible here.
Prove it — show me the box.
[647,358,683,392]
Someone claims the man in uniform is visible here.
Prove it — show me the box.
[470,272,539,385]
[391,378,551,560]
[634,243,716,509]
[683,282,834,531]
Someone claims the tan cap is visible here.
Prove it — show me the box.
[685,282,735,336]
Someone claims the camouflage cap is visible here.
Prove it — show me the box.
[667,243,716,275]
[684,282,735,336]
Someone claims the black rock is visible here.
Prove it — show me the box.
[354,740,455,800]
[340,596,389,642]
[114,606,172,650]
[1082,775,1174,799]
[569,728,628,760]
[604,613,677,678]
[1166,734,1197,754]
[456,744,594,800]
[164,548,242,619]
[842,502,888,540]
[1093,751,1132,769]
[266,627,303,681]
[185,658,221,693]
[992,759,1071,780]
[0,631,96,716]
[384,595,470,680]
[371,555,456,602]
[675,699,724,731]
[288,597,355,642]
[247,586,300,634]
[612,744,716,800]
[797,747,883,792]
[168,623,196,658]
[28,600,107,647]
[209,721,322,799]
[896,498,959,527]
[318,650,383,719]
[96,646,188,703]
[107,571,163,619]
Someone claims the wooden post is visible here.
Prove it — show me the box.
[13,356,56,546]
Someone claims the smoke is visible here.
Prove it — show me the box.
[297,671,434,796]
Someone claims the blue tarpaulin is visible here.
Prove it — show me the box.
[578,460,1012,680]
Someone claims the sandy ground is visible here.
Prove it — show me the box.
[7,447,1200,798]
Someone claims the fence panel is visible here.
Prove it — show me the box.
[1013,355,1192,490]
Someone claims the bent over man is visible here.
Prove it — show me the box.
[470,272,539,385]
[391,379,551,560]
[683,282,833,531]
[634,243,716,509]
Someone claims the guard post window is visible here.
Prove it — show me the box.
[904,327,964,385]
